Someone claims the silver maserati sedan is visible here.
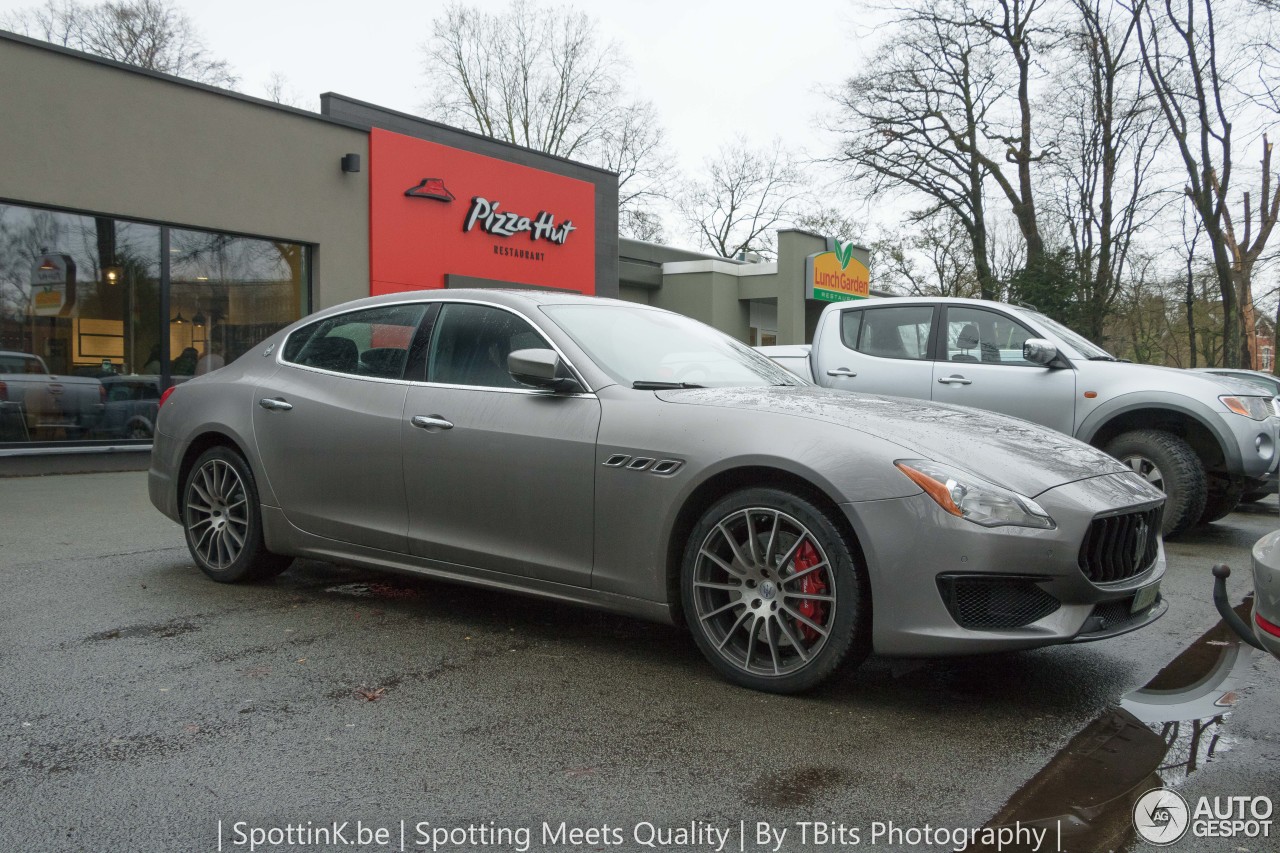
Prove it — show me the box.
[150,290,1168,692]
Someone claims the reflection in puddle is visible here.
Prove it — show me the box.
[966,602,1257,852]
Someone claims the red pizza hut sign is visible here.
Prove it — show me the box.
[369,129,596,296]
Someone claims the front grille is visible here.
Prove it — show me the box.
[1078,506,1161,584]
[937,576,1061,630]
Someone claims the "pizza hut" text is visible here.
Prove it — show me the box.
[463,197,576,245]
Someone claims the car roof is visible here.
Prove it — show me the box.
[836,296,1037,312]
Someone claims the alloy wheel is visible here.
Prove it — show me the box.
[185,458,250,570]
[691,507,837,677]
[1122,455,1165,492]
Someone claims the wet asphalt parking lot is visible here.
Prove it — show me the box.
[1,471,1277,853]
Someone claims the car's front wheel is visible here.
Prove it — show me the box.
[182,446,291,583]
[680,488,869,693]
[1104,429,1206,537]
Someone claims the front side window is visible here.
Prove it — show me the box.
[849,306,934,360]
[428,303,548,388]
[284,303,426,378]
[945,306,1038,366]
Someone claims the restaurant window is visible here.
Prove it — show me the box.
[0,201,309,447]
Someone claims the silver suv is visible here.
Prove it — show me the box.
[765,297,1280,536]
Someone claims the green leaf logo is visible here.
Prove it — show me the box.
[834,240,853,270]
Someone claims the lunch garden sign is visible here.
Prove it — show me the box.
[806,240,870,303]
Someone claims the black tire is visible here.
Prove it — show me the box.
[1104,429,1206,538]
[1198,475,1246,525]
[680,487,869,693]
[182,446,291,583]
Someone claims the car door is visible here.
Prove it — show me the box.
[814,303,938,400]
[931,305,1076,433]
[402,301,600,587]
[251,302,428,554]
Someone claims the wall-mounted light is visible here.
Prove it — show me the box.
[104,265,123,285]
[170,312,186,325]
[341,153,361,173]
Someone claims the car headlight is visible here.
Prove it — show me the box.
[895,459,1056,529]
[1221,395,1272,420]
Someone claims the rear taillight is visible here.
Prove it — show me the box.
[0,380,7,402]
[99,384,107,404]
[159,386,176,408]
[1258,612,1280,638]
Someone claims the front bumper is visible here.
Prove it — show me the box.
[844,472,1166,657]
[1224,411,1280,478]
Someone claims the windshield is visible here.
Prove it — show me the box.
[541,304,807,389]
[1022,310,1115,360]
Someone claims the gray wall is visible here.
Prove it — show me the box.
[0,32,371,309]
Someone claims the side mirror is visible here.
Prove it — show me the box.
[508,348,581,392]
[1023,338,1059,367]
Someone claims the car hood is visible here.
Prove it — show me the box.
[655,386,1131,498]
[1088,361,1270,398]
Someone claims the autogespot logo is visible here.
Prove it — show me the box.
[1134,787,1191,845]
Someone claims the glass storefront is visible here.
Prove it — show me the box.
[0,201,309,446]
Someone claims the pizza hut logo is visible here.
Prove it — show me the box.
[404,178,456,202]
[463,196,576,245]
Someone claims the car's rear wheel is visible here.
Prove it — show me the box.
[680,488,869,693]
[182,446,291,583]
[1104,429,1206,538]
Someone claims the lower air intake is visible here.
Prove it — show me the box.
[937,575,1061,630]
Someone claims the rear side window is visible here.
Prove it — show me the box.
[839,310,862,350]
[283,304,427,378]
[850,306,934,360]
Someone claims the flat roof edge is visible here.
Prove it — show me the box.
[0,29,369,132]
[321,93,619,178]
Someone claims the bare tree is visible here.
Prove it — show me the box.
[677,138,807,260]
[4,0,237,87]
[829,5,1001,297]
[1129,0,1279,368]
[420,0,671,235]
[1050,0,1168,342]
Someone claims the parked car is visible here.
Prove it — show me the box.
[150,291,1168,693]
[760,297,1280,537]
[0,350,104,440]
[94,375,161,440]
[1192,368,1280,504]
[1212,531,1280,660]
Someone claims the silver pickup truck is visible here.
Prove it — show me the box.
[760,296,1280,537]
[0,350,104,440]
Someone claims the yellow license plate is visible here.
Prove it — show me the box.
[1132,582,1160,613]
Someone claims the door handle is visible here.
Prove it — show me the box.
[826,367,857,378]
[410,415,454,431]
[258,397,293,411]
[937,376,972,386]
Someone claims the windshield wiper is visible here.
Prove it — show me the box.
[1087,355,1118,361]
[632,380,705,390]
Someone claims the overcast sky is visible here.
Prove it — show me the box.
[0,0,874,179]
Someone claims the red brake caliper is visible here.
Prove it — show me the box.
[792,541,827,642]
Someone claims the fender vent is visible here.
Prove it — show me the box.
[600,454,684,476]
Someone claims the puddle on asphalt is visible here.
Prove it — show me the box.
[966,601,1258,853]
[323,581,420,599]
